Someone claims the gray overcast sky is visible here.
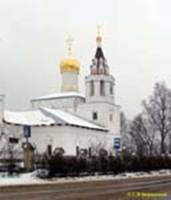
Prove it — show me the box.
[0,0,171,119]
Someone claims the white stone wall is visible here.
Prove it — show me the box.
[31,126,114,154]
[82,73,120,138]
[4,124,114,155]
[31,97,85,112]
[76,102,120,137]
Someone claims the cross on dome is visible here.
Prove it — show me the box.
[96,25,102,46]
[60,35,80,75]
[66,35,74,57]
[97,25,101,37]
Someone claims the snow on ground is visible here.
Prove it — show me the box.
[0,170,171,186]
[0,172,46,186]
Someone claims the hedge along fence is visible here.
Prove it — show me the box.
[38,153,171,177]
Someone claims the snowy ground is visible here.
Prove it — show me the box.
[0,172,45,186]
[0,170,171,187]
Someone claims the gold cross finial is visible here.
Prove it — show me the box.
[96,25,102,45]
[66,35,73,57]
[97,25,101,37]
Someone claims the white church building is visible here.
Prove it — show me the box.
[3,32,121,155]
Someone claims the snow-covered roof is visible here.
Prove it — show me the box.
[42,108,107,130]
[31,92,85,101]
[3,108,107,131]
[3,109,56,126]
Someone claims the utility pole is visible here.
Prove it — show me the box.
[0,94,5,118]
[0,94,5,135]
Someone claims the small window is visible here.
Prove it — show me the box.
[93,112,98,120]
[90,81,94,96]
[47,145,52,156]
[100,80,105,96]
[109,114,113,121]
[110,83,113,95]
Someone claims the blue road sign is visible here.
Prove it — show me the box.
[113,138,121,150]
[23,125,31,138]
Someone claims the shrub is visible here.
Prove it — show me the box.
[38,151,171,178]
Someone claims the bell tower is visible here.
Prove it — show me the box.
[77,28,120,141]
[85,27,115,105]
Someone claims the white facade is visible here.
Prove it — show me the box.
[3,35,121,155]
[3,124,113,155]
[76,103,120,136]
[78,71,120,136]
[31,92,85,112]
[31,126,112,155]
[3,108,110,155]
[30,38,121,138]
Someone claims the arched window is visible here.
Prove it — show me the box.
[109,114,113,121]
[100,80,105,96]
[90,81,94,96]
[110,83,113,95]
[92,112,98,120]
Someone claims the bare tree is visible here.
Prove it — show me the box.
[129,114,156,157]
[120,112,128,138]
[89,141,107,156]
[120,112,131,149]
[143,82,171,154]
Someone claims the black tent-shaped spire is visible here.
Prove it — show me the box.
[89,30,109,75]
[95,46,105,60]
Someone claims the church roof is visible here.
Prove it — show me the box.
[3,109,55,126]
[31,92,85,102]
[3,107,107,132]
[95,46,105,60]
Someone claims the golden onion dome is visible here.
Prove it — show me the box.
[60,57,80,73]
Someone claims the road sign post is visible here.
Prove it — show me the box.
[113,137,121,150]
[23,125,31,143]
